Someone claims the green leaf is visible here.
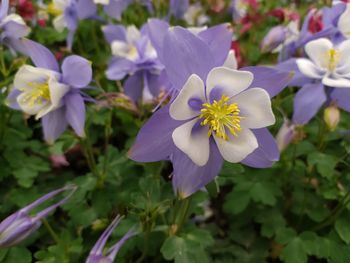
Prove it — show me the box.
[335,213,350,244]
[307,153,338,179]
[224,190,250,214]
[161,236,188,260]
[280,237,307,263]
[5,247,31,263]
[250,182,279,206]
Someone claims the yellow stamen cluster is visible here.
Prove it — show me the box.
[20,82,51,106]
[47,2,62,16]
[199,95,242,141]
[327,48,340,71]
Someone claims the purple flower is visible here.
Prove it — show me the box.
[279,37,350,125]
[129,26,292,198]
[0,0,30,50]
[99,0,153,20]
[86,215,135,263]
[0,185,76,248]
[6,39,92,142]
[47,0,97,50]
[103,24,167,103]
[169,0,189,20]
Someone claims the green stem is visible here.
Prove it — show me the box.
[42,219,61,244]
[79,137,99,179]
[135,231,150,263]
[170,197,191,236]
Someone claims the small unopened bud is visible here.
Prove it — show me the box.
[324,106,340,131]
[261,26,287,53]
[276,118,296,152]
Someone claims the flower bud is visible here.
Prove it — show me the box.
[261,26,287,53]
[0,185,76,248]
[276,118,296,152]
[324,105,340,131]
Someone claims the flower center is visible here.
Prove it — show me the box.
[199,95,242,141]
[47,2,62,16]
[326,48,340,71]
[20,82,51,106]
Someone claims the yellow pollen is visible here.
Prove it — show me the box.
[199,95,242,141]
[20,82,51,106]
[47,2,62,16]
[326,48,340,71]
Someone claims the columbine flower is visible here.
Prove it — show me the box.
[103,24,166,103]
[0,0,30,50]
[86,215,135,263]
[337,3,350,38]
[169,0,189,20]
[324,105,340,131]
[47,0,96,49]
[6,39,92,142]
[0,185,76,248]
[129,26,291,198]
[169,67,275,167]
[296,38,350,88]
[275,118,296,152]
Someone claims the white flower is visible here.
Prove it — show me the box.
[169,67,275,166]
[296,38,350,88]
[111,25,157,61]
[338,4,350,38]
[184,3,209,26]
[93,0,110,4]
[48,0,71,32]
[14,66,70,119]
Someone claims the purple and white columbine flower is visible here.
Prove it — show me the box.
[86,215,135,263]
[129,26,291,198]
[103,24,166,103]
[296,38,350,88]
[6,40,92,142]
[0,185,76,248]
[47,0,96,50]
[0,0,30,50]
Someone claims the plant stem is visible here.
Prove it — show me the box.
[169,197,191,236]
[79,137,99,179]
[42,219,61,244]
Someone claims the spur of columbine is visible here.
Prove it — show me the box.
[86,215,135,263]
[6,40,92,142]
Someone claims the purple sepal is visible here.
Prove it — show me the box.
[62,55,92,88]
[171,139,224,199]
[65,92,86,137]
[331,88,350,113]
[241,128,279,168]
[42,107,68,143]
[242,66,293,98]
[292,83,327,125]
[128,104,181,162]
[0,0,9,20]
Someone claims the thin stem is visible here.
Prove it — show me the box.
[79,137,99,179]
[169,197,191,236]
[42,219,61,244]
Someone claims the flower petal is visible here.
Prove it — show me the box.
[169,74,204,120]
[102,24,126,43]
[322,76,350,88]
[296,58,324,79]
[214,128,258,163]
[331,88,350,112]
[206,67,253,100]
[61,55,92,88]
[172,119,210,166]
[305,38,333,68]
[233,88,275,129]
[338,4,350,37]
[223,50,238,70]
[292,83,326,125]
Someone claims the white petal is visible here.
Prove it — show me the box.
[170,74,204,120]
[53,15,66,32]
[126,25,141,44]
[35,104,56,119]
[296,58,324,79]
[53,0,70,10]
[214,128,258,163]
[322,76,350,88]
[172,118,210,166]
[305,38,333,68]
[49,78,70,107]
[93,0,110,4]
[338,4,350,38]
[223,50,238,70]
[233,88,275,129]
[2,14,26,25]
[206,67,253,99]
[16,92,48,115]
[337,39,350,71]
